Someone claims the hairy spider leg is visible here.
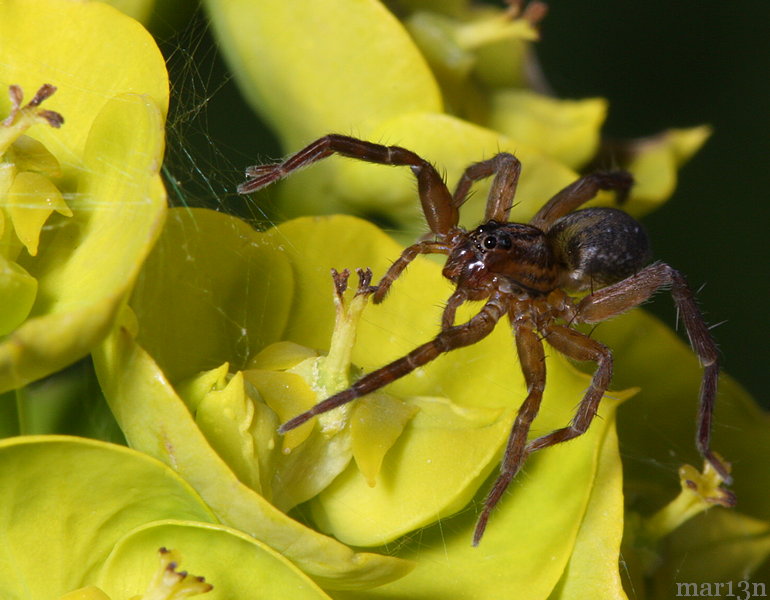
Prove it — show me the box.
[473,319,547,545]
[441,288,470,330]
[451,153,522,222]
[574,261,731,484]
[529,171,634,230]
[278,295,507,434]
[238,134,458,235]
[524,326,612,456]
[372,240,452,304]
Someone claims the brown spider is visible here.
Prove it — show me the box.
[238,134,732,545]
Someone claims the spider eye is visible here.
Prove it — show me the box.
[497,235,511,250]
[483,236,497,250]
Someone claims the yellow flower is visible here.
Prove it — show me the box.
[94,207,631,595]
[0,0,168,391]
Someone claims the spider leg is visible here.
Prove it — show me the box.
[529,171,633,231]
[372,240,452,304]
[524,325,612,457]
[574,261,731,484]
[441,288,469,330]
[473,320,546,545]
[451,153,522,222]
[278,294,508,433]
[475,323,614,544]
[238,134,458,235]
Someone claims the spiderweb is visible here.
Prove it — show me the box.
[159,11,280,226]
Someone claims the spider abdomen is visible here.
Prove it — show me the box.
[547,207,652,291]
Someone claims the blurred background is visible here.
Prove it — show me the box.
[157,0,767,404]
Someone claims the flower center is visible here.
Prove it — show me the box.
[1,83,70,259]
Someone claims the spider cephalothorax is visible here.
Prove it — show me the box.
[238,134,732,545]
[444,221,557,296]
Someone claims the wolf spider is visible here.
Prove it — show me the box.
[238,134,731,545]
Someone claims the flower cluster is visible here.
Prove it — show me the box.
[1,1,767,599]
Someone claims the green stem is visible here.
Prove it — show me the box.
[14,385,29,436]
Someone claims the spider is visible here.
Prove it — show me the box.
[238,134,732,545]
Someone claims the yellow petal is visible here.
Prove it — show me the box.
[246,366,356,511]
[7,170,71,256]
[203,0,442,148]
[0,0,169,391]
[58,586,112,600]
[247,341,318,371]
[350,392,419,487]
[175,363,230,413]
[129,208,294,384]
[488,90,607,169]
[549,410,627,600]
[312,397,511,546]
[0,254,37,336]
[0,0,169,161]
[0,94,167,392]
[244,368,317,454]
[626,125,711,214]
[98,522,332,600]
[195,371,262,494]
[8,135,62,177]
[332,394,623,597]
[100,0,155,24]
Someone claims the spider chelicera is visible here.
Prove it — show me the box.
[238,134,732,545]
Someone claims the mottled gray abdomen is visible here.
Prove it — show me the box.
[547,207,652,291]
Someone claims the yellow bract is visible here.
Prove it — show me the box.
[205,0,442,149]
[58,586,112,600]
[0,0,168,391]
[6,170,71,256]
[350,392,419,487]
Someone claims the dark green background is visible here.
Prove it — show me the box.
[160,1,767,403]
